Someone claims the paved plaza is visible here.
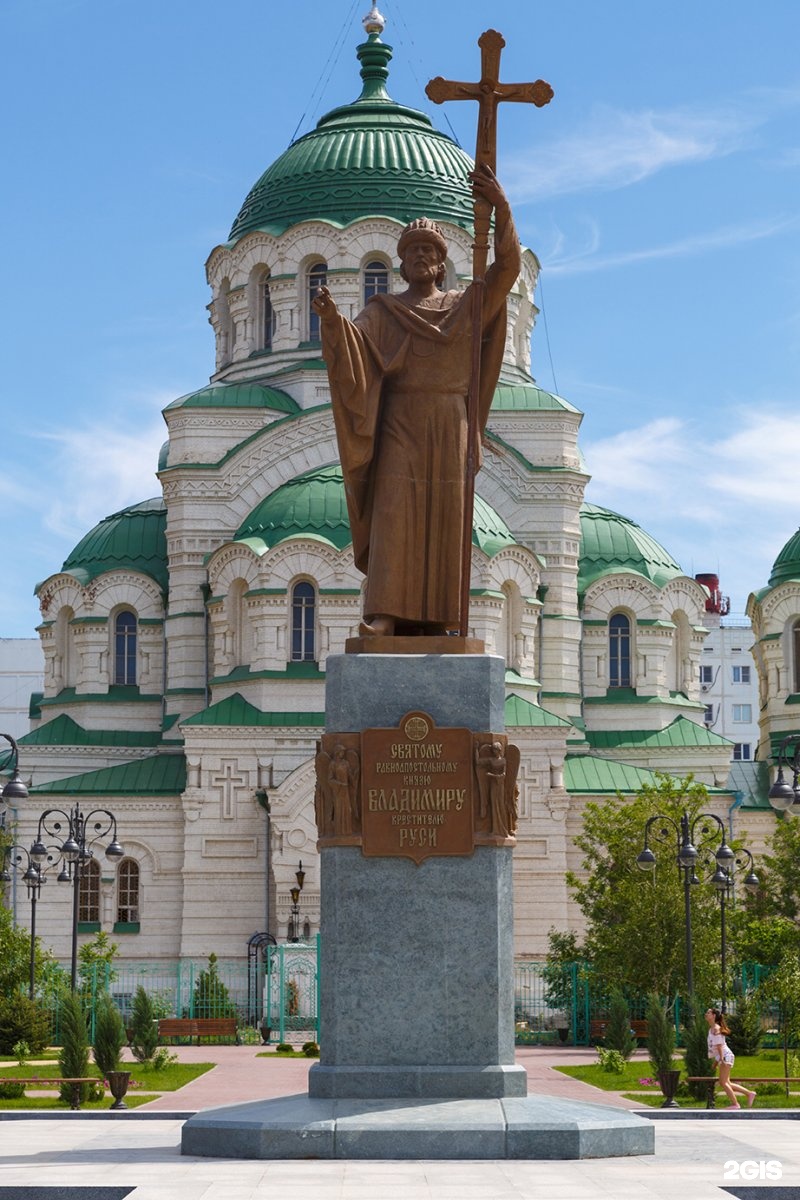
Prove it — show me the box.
[1,1047,798,1198]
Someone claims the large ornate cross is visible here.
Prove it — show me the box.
[426,31,553,638]
[426,30,553,280]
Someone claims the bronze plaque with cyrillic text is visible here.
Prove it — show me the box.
[360,711,474,863]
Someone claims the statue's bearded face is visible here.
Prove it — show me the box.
[399,239,446,286]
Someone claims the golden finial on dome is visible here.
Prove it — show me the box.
[362,4,385,36]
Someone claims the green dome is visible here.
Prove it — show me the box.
[234,464,516,557]
[55,499,168,593]
[164,382,299,415]
[768,528,800,587]
[229,33,474,242]
[578,502,683,596]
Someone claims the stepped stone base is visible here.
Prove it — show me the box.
[181,1094,655,1160]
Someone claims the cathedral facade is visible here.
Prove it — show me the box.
[10,15,772,966]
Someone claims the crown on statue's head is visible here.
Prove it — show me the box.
[397,218,448,261]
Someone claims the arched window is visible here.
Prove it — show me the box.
[263,278,275,351]
[794,620,800,693]
[114,611,137,685]
[79,859,101,924]
[609,613,632,688]
[364,259,389,304]
[291,581,316,662]
[308,262,327,342]
[56,606,75,689]
[117,859,140,924]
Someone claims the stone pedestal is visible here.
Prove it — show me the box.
[181,653,654,1160]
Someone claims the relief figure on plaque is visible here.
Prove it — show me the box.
[327,742,361,837]
[475,738,520,840]
[311,164,521,636]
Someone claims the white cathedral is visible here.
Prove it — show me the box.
[9,11,789,967]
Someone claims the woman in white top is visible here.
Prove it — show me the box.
[705,1007,756,1109]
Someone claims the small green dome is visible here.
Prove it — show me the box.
[229,33,474,242]
[578,502,683,595]
[164,382,299,415]
[56,499,168,593]
[234,464,516,557]
[768,527,800,588]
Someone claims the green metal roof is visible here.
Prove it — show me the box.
[29,753,186,796]
[504,692,572,728]
[491,382,581,414]
[17,714,162,748]
[584,716,732,750]
[729,760,774,811]
[47,499,168,594]
[578,503,683,596]
[182,692,324,728]
[234,464,516,557]
[768,527,800,588]
[163,382,300,415]
[228,33,475,243]
[564,754,668,793]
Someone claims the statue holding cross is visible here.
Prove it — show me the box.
[313,30,552,641]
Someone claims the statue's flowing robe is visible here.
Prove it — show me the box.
[321,206,520,628]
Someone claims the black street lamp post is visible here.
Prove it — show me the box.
[31,806,124,990]
[710,848,760,1013]
[1,844,67,999]
[289,860,305,942]
[636,810,736,997]
[768,734,800,812]
[0,733,29,816]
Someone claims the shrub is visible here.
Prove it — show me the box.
[129,986,158,1063]
[275,1042,293,1053]
[603,989,636,1060]
[646,993,676,1085]
[302,1041,320,1057]
[0,993,51,1055]
[58,989,91,1106]
[682,999,715,1100]
[12,1040,31,1067]
[596,1046,626,1073]
[150,1047,178,1071]
[92,991,127,1076]
[192,953,237,1020]
[727,993,762,1057]
[0,1083,25,1099]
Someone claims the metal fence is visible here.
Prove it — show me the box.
[41,948,774,1047]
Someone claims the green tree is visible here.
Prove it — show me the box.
[0,904,56,997]
[58,989,90,1105]
[565,773,726,1007]
[78,930,119,998]
[192,953,237,1019]
[726,991,762,1057]
[92,991,126,1076]
[646,992,676,1085]
[604,987,636,1059]
[129,985,158,1063]
[756,948,800,1087]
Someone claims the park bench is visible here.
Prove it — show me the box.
[687,1075,800,1108]
[0,1076,101,1110]
[590,1018,649,1044]
[157,1017,240,1045]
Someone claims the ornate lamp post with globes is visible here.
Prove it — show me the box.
[768,734,800,812]
[636,810,736,997]
[1,844,67,999]
[710,847,759,1013]
[0,733,30,816]
[30,805,124,990]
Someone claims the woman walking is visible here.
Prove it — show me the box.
[705,1007,756,1109]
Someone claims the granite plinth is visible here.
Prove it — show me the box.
[180,1094,655,1160]
[324,651,505,732]
[344,635,485,655]
[310,845,521,1098]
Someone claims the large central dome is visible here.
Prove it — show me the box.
[228,30,475,243]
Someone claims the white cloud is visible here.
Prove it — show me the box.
[583,408,800,610]
[502,103,755,203]
[543,214,800,276]
[35,393,169,540]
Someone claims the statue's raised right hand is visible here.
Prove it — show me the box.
[312,285,338,319]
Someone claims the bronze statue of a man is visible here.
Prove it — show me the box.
[312,164,520,637]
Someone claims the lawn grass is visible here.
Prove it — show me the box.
[0,1093,160,1110]
[256,1048,318,1059]
[0,1059,213,1108]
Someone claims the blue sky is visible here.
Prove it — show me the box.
[2,0,799,636]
